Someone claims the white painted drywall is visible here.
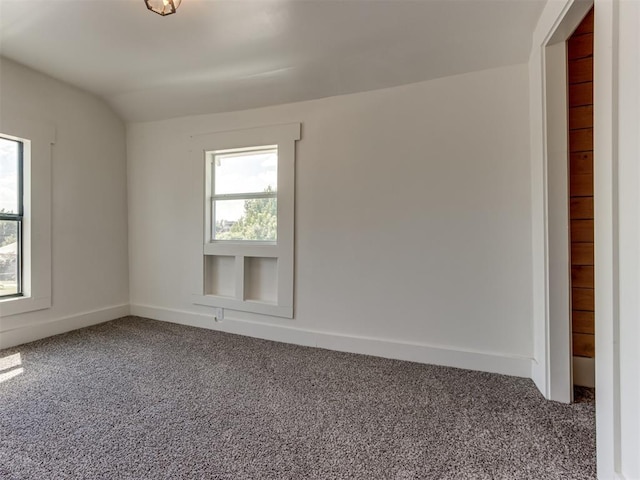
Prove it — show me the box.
[0,1,546,123]
[595,0,640,477]
[128,64,533,376]
[0,58,130,347]
[615,3,640,476]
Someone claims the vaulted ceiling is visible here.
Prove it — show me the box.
[0,0,546,122]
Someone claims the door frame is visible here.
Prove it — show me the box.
[529,0,593,404]
[531,0,637,476]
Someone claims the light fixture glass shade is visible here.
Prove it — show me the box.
[145,0,181,16]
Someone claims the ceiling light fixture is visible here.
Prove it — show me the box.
[145,0,181,16]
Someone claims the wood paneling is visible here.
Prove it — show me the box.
[569,106,593,129]
[573,288,595,311]
[570,174,594,197]
[571,243,594,266]
[572,266,594,288]
[568,58,593,84]
[569,82,593,107]
[570,197,594,219]
[569,128,593,152]
[573,9,594,35]
[568,9,595,359]
[568,33,594,60]
[573,311,595,334]
[570,151,593,174]
[573,333,595,357]
[571,219,595,243]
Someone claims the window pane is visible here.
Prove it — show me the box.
[0,220,19,296]
[0,137,20,215]
[214,198,277,241]
[214,149,277,195]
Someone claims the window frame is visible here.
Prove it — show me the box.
[0,136,24,298]
[0,119,54,319]
[191,123,300,319]
[209,145,278,244]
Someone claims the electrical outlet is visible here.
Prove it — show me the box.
[214,307,224,322]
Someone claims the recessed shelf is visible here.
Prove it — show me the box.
[204,255,235,297]
[244,257,277,304]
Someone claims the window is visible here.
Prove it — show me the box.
[210,146,278,242]
[0,120,54,318]
[0,136,23,298]
[192,123,300,318]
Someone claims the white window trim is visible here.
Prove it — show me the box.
[191,123,300,318]
[0,118,54,318]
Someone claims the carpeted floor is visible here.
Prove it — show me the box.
[0,317,595,479]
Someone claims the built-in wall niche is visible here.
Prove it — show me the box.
[203,255,278,305]
[244,257,277,304]
[204,255,235,297]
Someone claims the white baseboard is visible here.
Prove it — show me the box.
[131,304,533,378]
[0,304,130,350]
[573,356,595,388]
[530,357,548,398]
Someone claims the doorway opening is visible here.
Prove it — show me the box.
[539,0,594,404]
[567,8,595,391]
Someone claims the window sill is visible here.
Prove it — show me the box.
[193,294,292,319]
[0,295,51,318]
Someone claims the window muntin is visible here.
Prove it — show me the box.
[0,136,23,298]
[210,146,278,242]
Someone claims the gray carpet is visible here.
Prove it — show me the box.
[0,317,595,479]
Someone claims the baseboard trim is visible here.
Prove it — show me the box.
[131,304,532,378]
[573,356,595,388]
[530,358,549,398]
[0,304,130,350]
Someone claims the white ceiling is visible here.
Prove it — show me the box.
[0,0,546,122]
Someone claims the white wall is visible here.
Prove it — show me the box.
[0,58,130,347]
[615,0,640,470]
[128,63,534,377]
[595,0,640,477]
[615,4,640,477]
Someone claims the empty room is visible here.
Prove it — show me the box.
[0,0,638,479]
